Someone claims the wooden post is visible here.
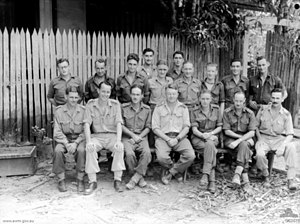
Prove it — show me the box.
[39,0,53,31]
[242,30,249,77]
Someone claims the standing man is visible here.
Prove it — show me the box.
[152,84,195,185]
[85,58,116,103]
[167,51,185,81]
[52,86,86,193]
[223,90,257,190]
[190,90,222,193]
[122,85,152,190]
[48,58,83,106]
[138,48,157,79]
[116,53,150,104]
[84,81,125,194]
[255,88,297,190]
[173,61,202,115]
[249,56,287,113]
[222,59,249,109]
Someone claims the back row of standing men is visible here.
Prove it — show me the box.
[47,48,297,194]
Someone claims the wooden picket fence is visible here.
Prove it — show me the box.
[0,28,242,142]
[265,31,300,120]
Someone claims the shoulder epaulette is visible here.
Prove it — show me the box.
[211,104,219,109]
[141,103,150,109]
[224,106,233,113]
[122,102,131,108]
[109,99,119,104]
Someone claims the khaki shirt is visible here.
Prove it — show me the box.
[138,65,157,79]
[148,76,173,105]
[166,67,183,81]
[191,104,222,132]
[53,104,86,145]
[201,79,225,105]
[223,106,257,134]
[47,75,83,106]
[174,77,202,106]
[221,75,249,108]
[84,99,123,133]
[152,101,190,134]
[256,104,294,137]
[122,102,152,134]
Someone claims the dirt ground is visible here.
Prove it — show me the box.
[1,156,300,224]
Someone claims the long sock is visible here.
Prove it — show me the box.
[87,173,97,183]
[114,171,123,181]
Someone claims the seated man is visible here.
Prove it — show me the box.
[255,88,297,190]
[223,90,257,190]
[152,84,195,185]
[52,86,86,193]
[190,90,222,193]
[122,84,152,190]
[84,81,125,194]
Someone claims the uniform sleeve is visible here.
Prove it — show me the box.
[84,80,91,103]
[110,78,117,99]
[145,109,152,129]
[83,104,93,125]
[275,76,285,90]
[152,106,160,131]
[182,107,191,128]
[190,110,198,127]
[247,111,258,131]
[115,103,123,125]
[256,107,263,127]
[222,111,231,130]
[217,109,223,127]
[116,76,122,102]
[53,113,68,145]
[143,78,150,104]
[47,80,55,99]
[219,83,225,103]
[285,113,294,135]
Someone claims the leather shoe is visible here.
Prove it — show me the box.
[138,177,147,188]
[288,179,297,190]
[58,180,67,192]
[199,174,209,186]
[126,180,136,190]
[77,179,84,193]
[114,180,124,192]
[208,181,216,193]
[161,172,172,185]
[174,173,183,182]
[84,182,97,195]
[232,174,241,186]
[262,176,271,188]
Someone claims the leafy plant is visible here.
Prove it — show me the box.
[31,126,52,145]
[0,124,21,147]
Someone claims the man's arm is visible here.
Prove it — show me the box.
[47,81,57,106]
[224,129,243,139]
[84,81,91,103]
[53,116,68,146]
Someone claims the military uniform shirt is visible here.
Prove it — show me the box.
[201,79,225,105]
[148,76,173,105]
[166,67,183,81]
[138,65,157,79]
[53,104,86,145]
[174,77,202,106]
[84,99,123,133]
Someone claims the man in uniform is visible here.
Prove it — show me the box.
[121,84,152,190]
[190,90,222,193]
[223,90,257,190]
[85,58,116,102]
[48,58,83,106]
[249,56,287,113]
[138,48,157,78]
[166,51,185,81]
[152,84,195,185]
[52,86,86,193]
[84,81,125,194]
[222,59,249,108]
[255,88,297,190]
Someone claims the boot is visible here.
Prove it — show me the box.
[114,180,124,192]
[288,179,297,190]
[126,173,142,190]
[161,171,172,185]
[208,181,216,193]
[232,166,243,186]
[241,173,252,193]
[138,177,147,188]
[84,182,97,195]
[262,176,271,188]
[58,180,67,192]
[77,179,84,193]
[199,174,209,186]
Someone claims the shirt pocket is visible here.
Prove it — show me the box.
[60,120,71,133]
[240,116,250,133]
[273,119,285,134]
[207,114,218,130]
[190,87,200,101]
[229,116,238,132]
[150,86,161,100]
[74,120,84,134]
[123,112,135,129]
[174,110,184,128]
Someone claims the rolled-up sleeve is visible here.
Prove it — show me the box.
[219,83,225,103]
[222,112,231,130]
[152,107,160,131]
[83,105,93,125]
[47,80,55,99]
[145,109,152,129]
[285,113,294,135]
[248,112,258,131]
[53,116,68,145]
[115,103,123,125]
[182,107,191,128]
[190,110,198,128]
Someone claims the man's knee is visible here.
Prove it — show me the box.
[204,140,216,151]
[125,148,135,158]
[255,141,268,157]
[54,144,66,154]
[238,141,249,150]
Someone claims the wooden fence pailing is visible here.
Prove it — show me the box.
[0,28,240,141]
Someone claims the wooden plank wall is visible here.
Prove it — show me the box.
[0,28,238,141]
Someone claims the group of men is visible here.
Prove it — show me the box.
[47,48,298,195]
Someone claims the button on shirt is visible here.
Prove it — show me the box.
[249,74,285,105]
[256,104,294,137]
[191,105,222,132]
[152,101,190,134]
[223,106,257,134]
[53,104,86,145]
[84,99,123,133]
[47,75,83,106]
[138,65,157,79]
[174,77,202,106]
[122,102,152,134]
[201,79,225,105]
[148,76,173,105]
[166,68,183,81]
[84,73,116,103]
[116,71,150,104]
[221,75,249,108]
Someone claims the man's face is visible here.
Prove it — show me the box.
[182,62,194,79]
[127,59,138,73]
[98,83,111,102]
[143,52,154,66]
[157,64,168,78]
[207,66,217,80]
[166,88,178,103]
[57,61,70,76]
[66,92,80,107]
[200,93,212,108]
[95,61,106,77]
[173,54,184,67]
[230,61,242,76]
[271,92,283,107]
[130,87,143,104]
[233,92,245,109]
[257,58,269,75]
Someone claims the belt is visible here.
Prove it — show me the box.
[166,132,179,137]
[66,134,79,140]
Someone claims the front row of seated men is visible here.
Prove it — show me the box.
[52,82,297,195]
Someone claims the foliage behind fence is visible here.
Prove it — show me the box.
[0,28,242,142]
